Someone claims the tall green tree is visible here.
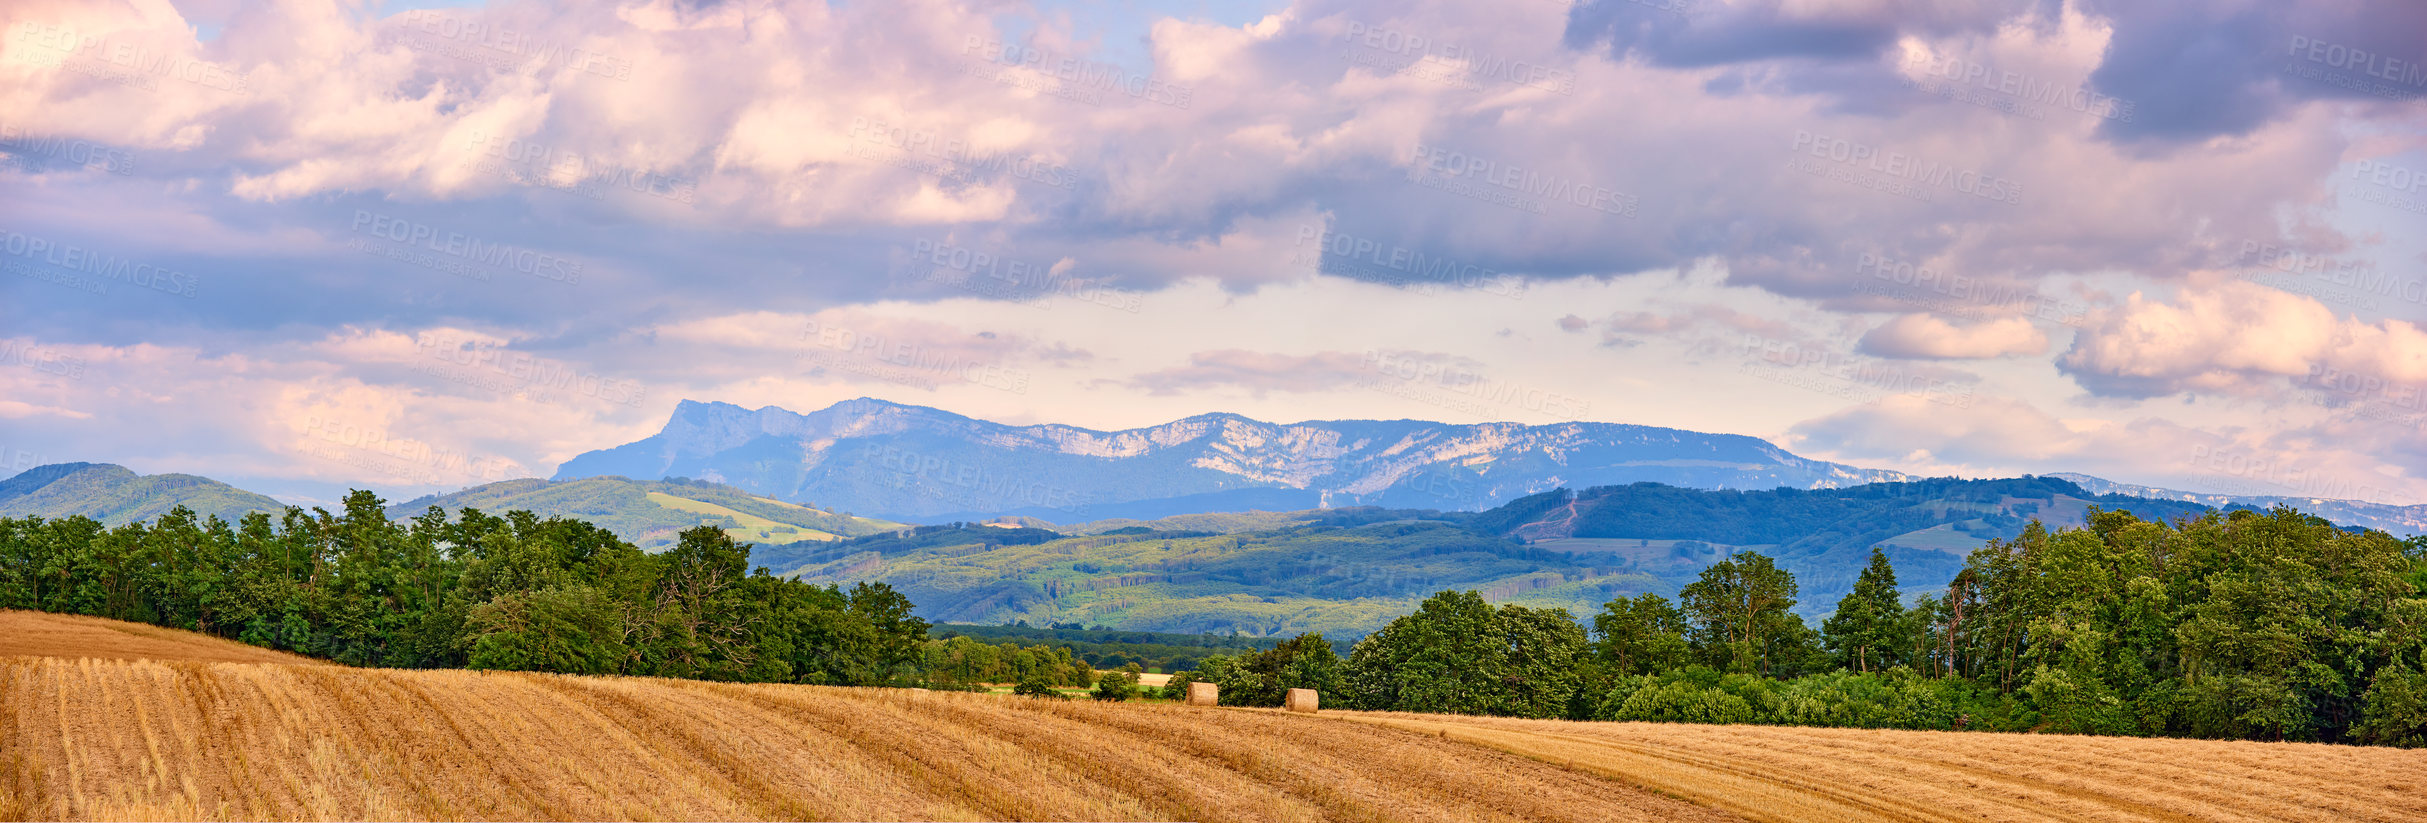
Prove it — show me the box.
[1822,548,1906,673]
[1592,592,1692,676]
[1342,590,1586,718]
[1679,551,1801,675]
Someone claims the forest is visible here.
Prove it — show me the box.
[1170,506,2427,746]
[0,491,1093,688]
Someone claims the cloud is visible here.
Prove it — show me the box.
[3,0,2422,508]
[1858,313,2048,359]
[1787,393,2426,505]
[2058,282,2427,398]
[2082,0,2427,143]
[1124,349,1426,396]
[1594,303,1808,349]
[1565,0,2025,70]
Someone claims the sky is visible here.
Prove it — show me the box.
[0,0,2423,509]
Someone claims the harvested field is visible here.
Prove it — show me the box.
[0,611,323,666]
[0,615,1729,822]
[9,610,2422,823]
[1336,712,2427,823]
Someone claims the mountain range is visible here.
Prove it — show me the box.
[553,398,1916,522]
[7,398,2422,637]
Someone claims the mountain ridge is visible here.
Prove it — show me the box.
[0,463,290,526]
[385,475,907,552]
[2052,472,2425,537]
[555,397,1918,522]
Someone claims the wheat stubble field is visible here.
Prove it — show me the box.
[0,611,1727,822]
[1340,712,2427,823]
[4,611,2423,823]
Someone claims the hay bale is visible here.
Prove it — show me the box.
[1285,688,1319,713]
[1186,681,1219,707]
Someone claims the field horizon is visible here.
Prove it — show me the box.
[6,610,2423,822]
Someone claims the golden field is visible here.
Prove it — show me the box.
[5,610,2424,822]
[0,611,1723,822]
[1344,712,2427,823]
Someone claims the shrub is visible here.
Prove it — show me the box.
[1093,665,1142,702]
[1158,670,1200,701]
[1013,673,1069,699]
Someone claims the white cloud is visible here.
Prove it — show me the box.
[1859,314,2048,359]
[2059,282,2427,397]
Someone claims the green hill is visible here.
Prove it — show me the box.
[772,477,2239,638]
[774,516,1653,637]
[0,463,289,526]
[386,476,905,552]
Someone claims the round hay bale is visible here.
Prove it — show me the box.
[1285,688,1319,713]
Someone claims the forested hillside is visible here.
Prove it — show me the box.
[777,517,1641,636]
[385,475,903,551]
[769,477,2238,634]
[1492,476,2224,608]
[0,463,287,526]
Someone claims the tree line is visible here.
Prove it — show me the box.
[930,622,1282,674]
[7,492,2422,745]
[1169,506,2427,746]
[0,490,1065,687]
